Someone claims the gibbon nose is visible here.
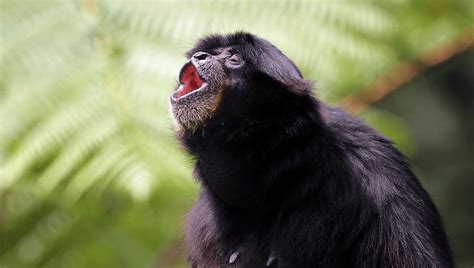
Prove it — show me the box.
[192,52,210,62]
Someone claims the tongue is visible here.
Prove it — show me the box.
[178,64,203,98]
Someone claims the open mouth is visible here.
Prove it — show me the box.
[173,62,207,100]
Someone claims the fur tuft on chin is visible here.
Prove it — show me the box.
[169,86,223,130]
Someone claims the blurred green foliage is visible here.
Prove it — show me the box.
[0,0,473,267]
[376,50,474,267]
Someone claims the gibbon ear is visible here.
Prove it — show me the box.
[250,38,304,87]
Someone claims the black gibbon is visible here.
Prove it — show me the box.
[169,32,453,267]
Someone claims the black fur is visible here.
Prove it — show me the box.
[174,32,453,267]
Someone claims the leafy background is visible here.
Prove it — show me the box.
[0,0,473,267]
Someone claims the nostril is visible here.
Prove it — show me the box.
[192,52,210,61]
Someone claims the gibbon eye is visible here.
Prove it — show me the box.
[226,54,243,68]
[229,54,240,63]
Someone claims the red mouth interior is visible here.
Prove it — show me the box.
[178,64,204,98]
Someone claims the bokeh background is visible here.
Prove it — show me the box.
[1,0,473,267]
